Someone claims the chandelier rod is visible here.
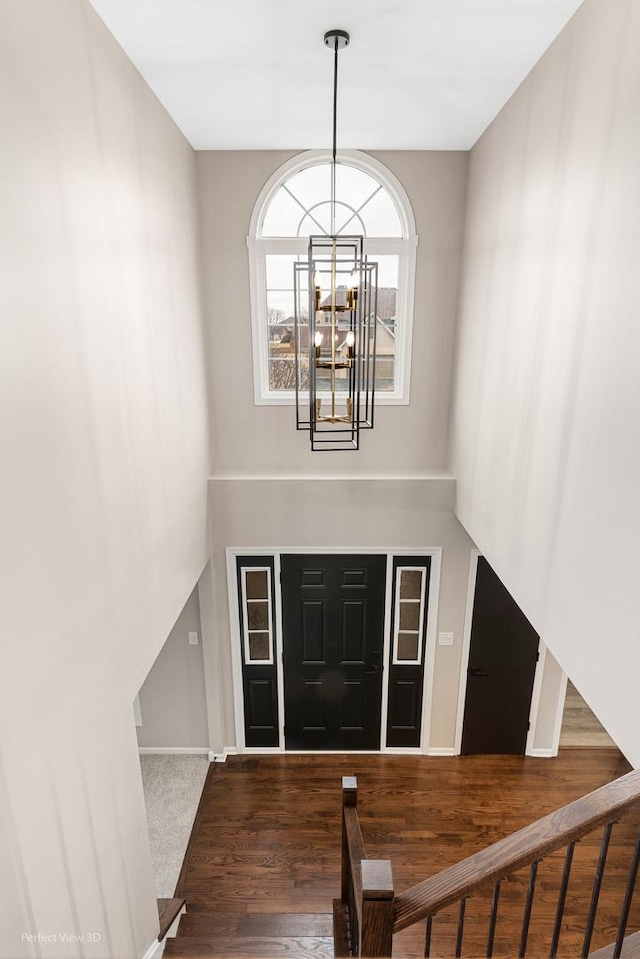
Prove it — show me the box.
[332,35,339,166]
[331,35,338,235]
[324,29,349,235]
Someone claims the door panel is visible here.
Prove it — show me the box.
[342,602,367,661]
[386,557,431,748]
[236,556,279,747]
[282,554,386,750]
[301,601,325,662]
[461,557,539,755]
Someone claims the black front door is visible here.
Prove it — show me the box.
[281,554,386,750]
[461,557,539,755]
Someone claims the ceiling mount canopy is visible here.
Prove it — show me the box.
[323,29,350,51]
[294,29,378,452]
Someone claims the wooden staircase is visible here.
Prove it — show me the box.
[163,909,334,957]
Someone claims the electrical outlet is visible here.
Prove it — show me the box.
[188,631,199,645]
[438,631,454,646]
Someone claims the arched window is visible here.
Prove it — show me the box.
[248,151,417,405]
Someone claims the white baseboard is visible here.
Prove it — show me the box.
[142,904,186,958]
[142,939,164,959]
[427,747,457,756]
[527,747,558,758]
[211,746,238,763]
[138,747,210,755]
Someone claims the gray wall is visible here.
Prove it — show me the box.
[450,0,640,764]
[209,478,476,751]
[197,149,477,753]
[0,1,210,955]
[137,585,209,749]
[197,150,468,475]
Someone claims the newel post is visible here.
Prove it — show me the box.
[360,859,394,957]
[341,775,358,903]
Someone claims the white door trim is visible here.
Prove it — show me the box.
[225,546,442,755]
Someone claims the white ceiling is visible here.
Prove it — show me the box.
[88,0,584,151]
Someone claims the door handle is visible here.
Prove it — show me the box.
[365,663,381,674]
[469,665,489,678]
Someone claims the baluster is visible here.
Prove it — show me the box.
[486,880,501,958]
[456,898,467,958]
[550,841,575,959]
[582,822,614,958]
[613,826,640,958]
[424,915,432,958]
[519,860,539,958]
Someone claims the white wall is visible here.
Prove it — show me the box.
[197,150,467,475]
[137,585,209,749]
[450,0,640,765]
[0,1,210,955]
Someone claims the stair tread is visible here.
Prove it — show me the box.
[163,934,334,957]
[158,898,186,940]
[178,911,333,937]
[589,929,640,959]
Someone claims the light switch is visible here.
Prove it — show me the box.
[188,631,199,645]
[438,631,454,646]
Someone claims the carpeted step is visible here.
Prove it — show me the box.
[177,911,333,937]
[163,934,334,957]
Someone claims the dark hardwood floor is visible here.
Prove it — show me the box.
[171,749,639,957]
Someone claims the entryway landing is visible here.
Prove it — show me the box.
[167,748,636,957]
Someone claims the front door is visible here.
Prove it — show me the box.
[281,554,386,750]
[461,557,539,754]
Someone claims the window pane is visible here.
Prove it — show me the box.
[298,204,332,237]
[335,164,381,210]
[248,633,271,661]
[364,254,398,393]
[247,602,269,631]
[375,352,395,393]
[397,633,420,661]
[268,319,297,391]
[284,165,331,210]
[358,188,402,237]
[262,187,305,237]
[334,208,367,236]
[245,569,268,599]
[266,289,295,322]
[400,569,423,600]
[399,602,421,631]
[371,254,399,289]
[267,256,306,392]
[266,254,297,290]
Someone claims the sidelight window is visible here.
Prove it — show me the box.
[392,567,428,664]
[240,567,274,665]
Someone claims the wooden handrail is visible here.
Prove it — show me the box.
[394,767,640,933]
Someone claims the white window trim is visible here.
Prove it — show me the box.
[247,150,418,407]
[240,566,274,666]
[392,566,428,665]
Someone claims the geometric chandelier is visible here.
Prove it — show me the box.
[294,30,378,451]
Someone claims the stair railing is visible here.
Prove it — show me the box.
[337,768,640,958]
[338,776,394,957]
